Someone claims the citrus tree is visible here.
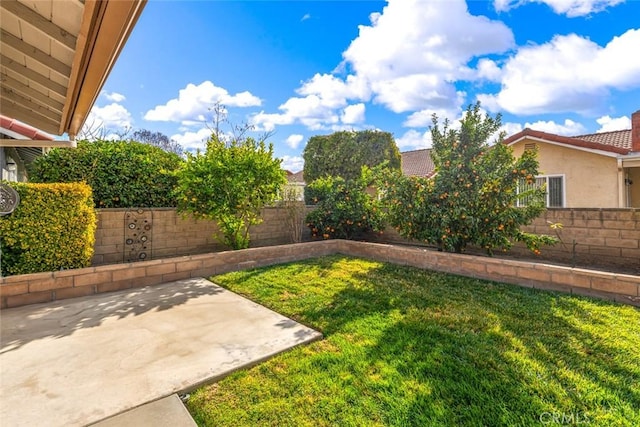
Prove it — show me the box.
[174,134,286,250]
[305,167,385,240]
[380,102,557,254]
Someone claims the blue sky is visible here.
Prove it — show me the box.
[89,0,640,172]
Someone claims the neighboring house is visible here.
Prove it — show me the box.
[504,110,640,208]
[399,111,640,209]
[284,170,305,201]
[400,148,435,178]
[0,0,146,181]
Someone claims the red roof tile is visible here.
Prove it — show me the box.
[287,170,305,183]
[401,149,435,177]
[574,129,632,151]
[503,128,630,155]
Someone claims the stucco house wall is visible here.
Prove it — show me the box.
[510,139,620,208]
[629,167,640,207]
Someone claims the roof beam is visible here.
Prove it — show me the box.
[0,103,59,134]
[0,54,67,97]
[0,0,77,51]
[0,73,65,112]
[0,139,74,148]
[62,0,147,137]
[1,29,72,78]
[1,88,61,122]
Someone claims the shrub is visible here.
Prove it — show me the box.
[306,168,384,240]
[379,103,557,254]
[28,140,183,208]
[303,130,401,203]
[0,182,96,275]
[175,134,287,250]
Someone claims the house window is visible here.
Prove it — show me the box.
[524,143,537,152]
[517,175,564,208]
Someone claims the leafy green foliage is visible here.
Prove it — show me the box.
[303,130,400,187]
[130,129,183,156]
[28,140,182,208]
[305,168,385,240]
[174,134,287,250]
[0,182,96,275]
[187,256,640,426]
[379,102,556,254]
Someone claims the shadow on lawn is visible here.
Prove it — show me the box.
[0,278,225,353]
[304,262,640,425]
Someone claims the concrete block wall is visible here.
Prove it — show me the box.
[2,240,638,309]
[92,207,313,266]
[371,208,640,274]
[337,241,640,306]
[513,209,639,272]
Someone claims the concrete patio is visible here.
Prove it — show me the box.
[0,277,322,426]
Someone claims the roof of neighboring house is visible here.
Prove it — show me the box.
[287,170,305,183]
[574,129,632,151]
[502,128,631,155]
[401,148,435,177]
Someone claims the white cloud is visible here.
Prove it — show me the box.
[403,105,464,128]
[395,129,433,150]
[280,155,304,172]
[494,0,624,17]
[170,127,212,152]
[297,73,370,107]
[253,0,514,132]
[596,115,631,132]
[251,111,294,132]
[301,13,311,22]
[145,81,261,123]
[286,134,304,149]
[475,58,503,82]
[525,119,586,136]
[252,94,341,132]
[499,122,525,139]
[341,103,365,124]
[87,103,133,130]
[478,29,640,115]
[342,0,514,113]
[252,74,370,132]
[103,91,126,102]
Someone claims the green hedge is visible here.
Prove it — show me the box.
[28,140,183,208]
[0,182,97,276]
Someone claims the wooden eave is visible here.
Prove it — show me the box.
[0,0,146,138]
[0,139,74,148]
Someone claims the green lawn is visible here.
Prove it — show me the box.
[186,255,640,426]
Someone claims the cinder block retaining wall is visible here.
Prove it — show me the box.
[92,207,312,265]
[337,241,640,306]
[2,240,638,309]
[372,208,640,274]
[94,208,638,273]
[0,241,335,309]
[514,209,640,272]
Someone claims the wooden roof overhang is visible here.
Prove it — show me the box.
[0,0,146,139]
